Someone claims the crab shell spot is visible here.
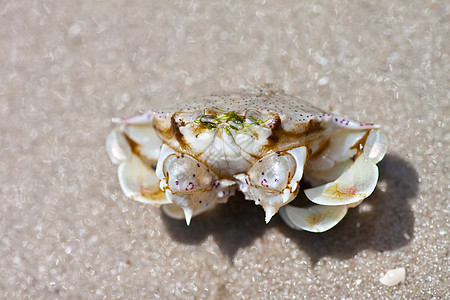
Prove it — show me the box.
[305,154,378,206]
[364,129,388,164]
[118,153,169,205]
[279,205,348,232]
[332,114,380,130]
[106,128,131,164]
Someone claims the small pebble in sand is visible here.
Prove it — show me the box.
[379,267,406,286]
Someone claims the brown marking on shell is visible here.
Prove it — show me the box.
[264,118,326,153]
[121,130,155,167]
[153,119,174,144]
[266,115,282,148]
[122,130,140,155]
[303,119,326,136]
[171,115,190,150]
[350,129,371,156]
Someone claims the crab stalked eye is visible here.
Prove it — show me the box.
[249,153,295,191]
[163,154,215,193]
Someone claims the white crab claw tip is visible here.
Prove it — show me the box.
[263,205,277,224]
[364,129,388,164]
[304,155,378,206]
[106,129,131,164]
[279,205,348,232]
[182,207,193,226]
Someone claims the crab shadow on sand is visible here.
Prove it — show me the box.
[162,154,418,262]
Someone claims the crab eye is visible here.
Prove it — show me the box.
[163,154,215,193]
[248,152,296,191]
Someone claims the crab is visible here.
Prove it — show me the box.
[106,87,387,232]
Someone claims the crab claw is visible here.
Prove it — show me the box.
[156,144,237,225]
[279,205,348,232]
[304,154,378,206]
[235,146,308,223]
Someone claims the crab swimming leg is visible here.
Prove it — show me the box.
[235,146,308,224]
[279,204,349,233]
[278,154,374,232]
[279,154,375,232]
[279,129,387,232]
[106,122,170,205]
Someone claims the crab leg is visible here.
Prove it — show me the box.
[106,128,132,164]
[117,154,169,204]
[363,129,388,164]
[279,129,387,232]
[278,154,377,232]
[303,129,386,206]
[106,127,169,205]
[279,205,348,232]
[304,154,378,206]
